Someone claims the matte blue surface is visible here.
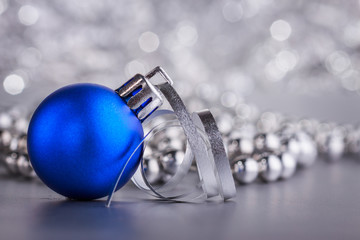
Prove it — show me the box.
[27,84,143,200]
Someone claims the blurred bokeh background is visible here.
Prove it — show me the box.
[0,0,360,124]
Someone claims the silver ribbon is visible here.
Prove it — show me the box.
[106,70,236,206]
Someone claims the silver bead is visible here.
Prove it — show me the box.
[299,118,320,136]
[143,155,162,185]
[280,137,301,159]
[158,138,184,153]
[256,112,283,133]
[227,137,254,160]
[296,132,318,167]
[0,113,13,129]
[316,127,344,161]
[0,130,12,151]
[344,126,360,154]
[278,152,297,179]
[17,154,36,178]
[278,122,298,137]
[154,127,185,152]
[232,157,258,184]
[9,134,27,153]
[159,148,184,176]
[258,154,282,182]
[254,133,280,153]
[18,134,28,153]
[4,152,18,174]
[326,133,345,161]
[14,117,29,134]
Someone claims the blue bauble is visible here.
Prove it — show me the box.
[27,84,144,200]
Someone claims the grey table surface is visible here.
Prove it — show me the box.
[0,156,359,240]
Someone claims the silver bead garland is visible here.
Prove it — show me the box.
[1,107,358,187]
[0,112,36,178]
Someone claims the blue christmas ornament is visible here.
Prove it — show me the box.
[26,67,237,204]
[27,84,142,200]
[28,72,164,200]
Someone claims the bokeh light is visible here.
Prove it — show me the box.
[3,74,25,95]
[18,5,39,26]
[270,19,292,41]
[138,31,160,53]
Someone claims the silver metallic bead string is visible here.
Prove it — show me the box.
[143,114,359,186]
[0,111,36,178]
[1,107,359,187]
